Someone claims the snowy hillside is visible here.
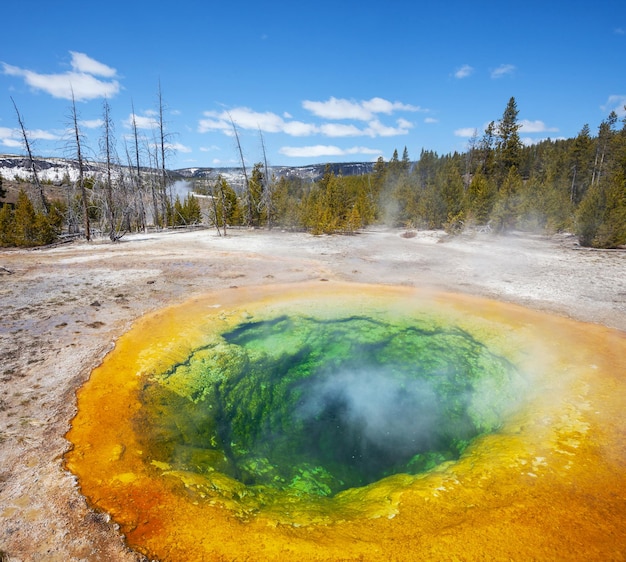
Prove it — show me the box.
[0,154,376,188]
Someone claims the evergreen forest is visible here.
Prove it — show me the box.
[1,97,625,248]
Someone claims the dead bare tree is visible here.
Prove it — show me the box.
[150,127,167,226]
[591,112,617,187]
[123,141,143,232]
[156,81,177,226]
[143,125,161,228]
[259,127,273,229]
[209,175,230,237]
[10,97,49,214]
[68,89,91,241]
[229,114,252,226]
[129,101,147,231]
[100,98,121,241]
[209,180,222,237]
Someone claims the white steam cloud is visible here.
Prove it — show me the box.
[297,368,441,456]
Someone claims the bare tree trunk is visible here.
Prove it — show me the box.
[216,175,228,236]
[229,114,251,226]
[259,128,273,229]
[11,97,49,214]
[591,114,617,187]
[101,99,118,240]
[145,134,160,228]
[69,90,90,241]
[157,82,169,226]
[210,180,222,237]
[570,166,577,203]
[130,102,147,232]
[590,150,599,187]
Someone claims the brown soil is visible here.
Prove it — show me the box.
[0,227,625,561]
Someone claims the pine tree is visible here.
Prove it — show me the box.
[496,97,522,179]
[184,194,201,225]
[249,163,265,226]
[491,166,523,232]
[591,112,618,187]
[345,204,362,234]
[465,171,496,226]
[401,146,411,172]
[478,121,497,177]
[576,184,605,247]
[568,124,594,204]
[577,169,626,247]
[13,189,37,245]
[594,170,626,247]
[172,195,184,226]
[371,156,387,195]
[439,159,465,231]
[0,203,13,246]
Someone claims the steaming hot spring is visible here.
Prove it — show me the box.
[65,282,626,560]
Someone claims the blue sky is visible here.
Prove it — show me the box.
[1,0,625,170]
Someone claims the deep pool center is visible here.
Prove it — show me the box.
[137,312,521,505]
[65,282,626,561]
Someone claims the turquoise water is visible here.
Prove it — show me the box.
[136,314,519,497]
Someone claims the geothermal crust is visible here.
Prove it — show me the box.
[0,227,625,560]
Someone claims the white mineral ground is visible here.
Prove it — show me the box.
[0,227,625,560]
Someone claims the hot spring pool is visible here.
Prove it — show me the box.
[65,282,626,560]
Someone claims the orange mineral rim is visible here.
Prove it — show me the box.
[65,282,626,561]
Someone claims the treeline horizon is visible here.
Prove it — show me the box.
[1,96,625,248]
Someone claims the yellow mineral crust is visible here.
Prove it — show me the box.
[65,282,626,561]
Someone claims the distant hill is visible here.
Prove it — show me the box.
[0,154,376,191]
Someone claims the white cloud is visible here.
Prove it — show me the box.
[350,146,382,155]
[614,27,625,35]
[454,64,474,79]
[80,119,104,129]
[0,126,14,139]
[197,116,231,134]
[362,97,421,115]
[227,107,286,132]
[282,120,318,136]
[1,138,22,148]
[1,52,120,101]
[279,145,381,158]
[0,124,59,147]
[454,127,478,138]
[199,107,316,136]
[491,64,516,78]
[212,157,238,166]
[519,119,559,133]
[123,112,159,130]
[69,51,117,78]
[302,96,422,121]
[27,129,60,140]
[303,98,372,120]
[424,117,438,124]
[601,95,626,116]
[319,123,363,137]
[521,136,565,146]
[199,101,418,139]
[166,142,192,153]
[364,119,412,137]
[0,126,20,148]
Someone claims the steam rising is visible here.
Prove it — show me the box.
[138,312,521,495]
[296,368,441,466]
